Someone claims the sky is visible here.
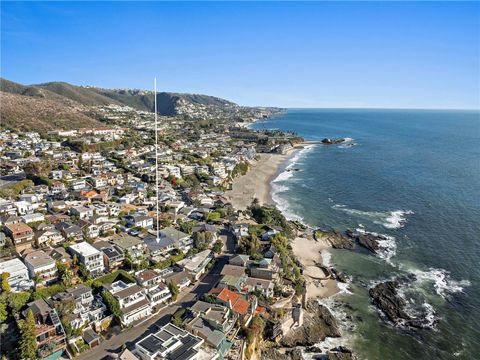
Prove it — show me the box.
[1,1,479,109]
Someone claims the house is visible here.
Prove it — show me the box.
[68,242,105,277]
[21,212,45,224]
[82,327,101,348]
[232,224,248,240]
[23,250,58,285]
[0,258,34,291]
[70,206,94,220]
[125,214,154,229]
[135,323,204,360]
[55,222,84,241]
[47,247,72,267]
[220,264,246,278]
[34,227,64,246]
[163,270,191,291]
[111,233,146,261]
[192,223,218,242]
[186,301,235,358]
[75,219,100,239]
[158,227,192,252]
[135,269,171,307]
[47,200,67,213]
[103,280,152,326]
[217,275,247,294]
[3,222,34,252]
[245,277,275,298]
[23,299,67,360]
[52,284,107,331]
[93,241,124,270]
[228,254,249,267]
[210,288,256,326]
[143,234,175,260]
[249,258,279,281]
[176,250,213,281]
[14,200,33,215]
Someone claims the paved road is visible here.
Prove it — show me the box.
[77,254,229,360]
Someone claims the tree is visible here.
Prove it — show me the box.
[1,273,10,293]
[212,240,223,254]
[0,297,7,323]
[57,262,73,287]
[7,292,30,313]
[193,232,213,251]
[18,309,38,360]
[101,291,122,318]
[168,280,180,302]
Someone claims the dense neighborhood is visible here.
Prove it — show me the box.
[0,105,309,360]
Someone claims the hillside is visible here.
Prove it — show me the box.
[0,91,103,133]
[0,78,282,132]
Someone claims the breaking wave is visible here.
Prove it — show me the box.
[333,205,414,229]
[407,267,471,299]
[270,145,317,223]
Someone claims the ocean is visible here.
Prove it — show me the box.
[250,109,480,360]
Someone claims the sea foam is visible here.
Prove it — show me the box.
[333,205,414,229]
[407,267,471,299]
[270,144,316,223]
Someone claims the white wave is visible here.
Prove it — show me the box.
[354,227,397,263]
[272,169,293,183]
[383,210,414,229]
[407,267,471,299]
[321,248,332,267]
[269,145,317,223]
[336,281,353,295]
[333,205,414,229]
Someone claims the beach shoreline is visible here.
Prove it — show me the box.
[226,143,341,301]
[225,145,303,210]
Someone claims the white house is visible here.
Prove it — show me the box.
[103,280,152,326]
[68,242,105,277]
[0,258,34,291]
[23,250,58,285]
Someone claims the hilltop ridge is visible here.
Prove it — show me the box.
[0,78,282,132]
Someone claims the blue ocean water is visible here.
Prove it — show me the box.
[251,109,480,359]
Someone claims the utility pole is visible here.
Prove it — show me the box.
[155,78,160,242]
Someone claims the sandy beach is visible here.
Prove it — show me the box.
[292,236,340,299]
[225,146,302,210]
[226,143,340,300]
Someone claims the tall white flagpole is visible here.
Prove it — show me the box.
[155,78,159,241]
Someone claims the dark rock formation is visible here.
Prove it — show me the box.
[281,300,340,347]
[346,229,390,254]
[316,230,355,250]
[328,346,357,360]
[261,348,303,360]
[369,277,436,329]
[321,138,345,145]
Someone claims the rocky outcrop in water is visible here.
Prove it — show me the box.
[321,138,345,144]
[327,346,358,360]
[369,277,436,329]
[346,229,390,254]
[281,300,341,347]
[315,229,355,250]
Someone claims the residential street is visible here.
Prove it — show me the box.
[76,254,229,360]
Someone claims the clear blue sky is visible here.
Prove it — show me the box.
[1,1,479,109]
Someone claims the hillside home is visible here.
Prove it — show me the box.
[23,250,58,285]
[103,280,152,326]
[0,258,34,291]
[68,242,105,277]
[3,222,34,252]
